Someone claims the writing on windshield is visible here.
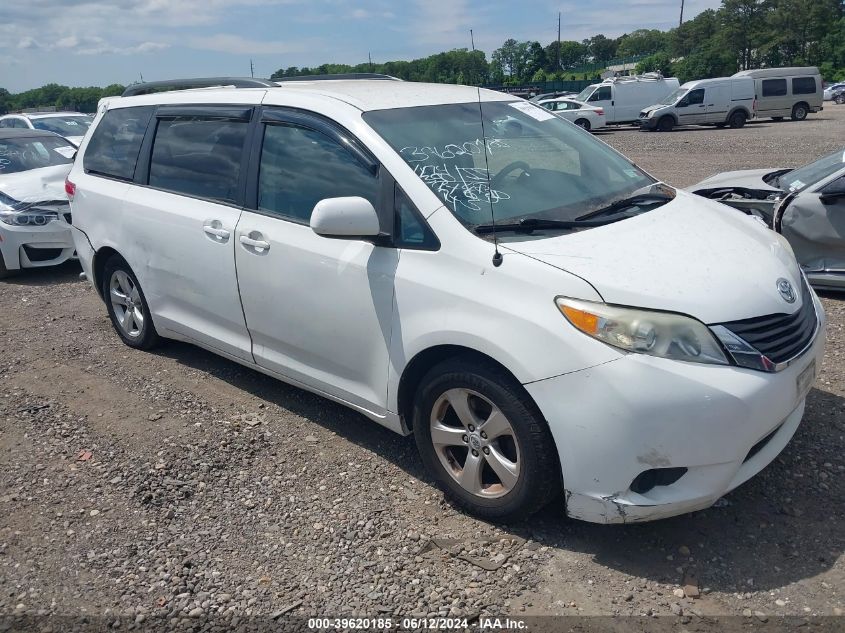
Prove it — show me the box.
[399,139,511,213]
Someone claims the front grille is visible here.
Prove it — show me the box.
[717,281,817,365]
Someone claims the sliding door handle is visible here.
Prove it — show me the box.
[239,235,270,251]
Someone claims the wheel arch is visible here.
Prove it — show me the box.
[397,345,529,432]
[92,246,123,300]
[726,106,751,121]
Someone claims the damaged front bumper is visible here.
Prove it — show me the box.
[525,294,826,524]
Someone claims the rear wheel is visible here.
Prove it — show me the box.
[791,103,808,121]
[412,358,561,521]
[102,256,161,350]
[728,110,747,128]
[657,116,674,132]
[574,118,591,131]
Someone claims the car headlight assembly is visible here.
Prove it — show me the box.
[0,209,59,227]
[556,297,729,365]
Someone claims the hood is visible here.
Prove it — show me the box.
[0,164,72,204]
[690,168,784,194]
[502,191,802,324]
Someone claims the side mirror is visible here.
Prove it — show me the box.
[820,177,845,205]
[310,196,381,238]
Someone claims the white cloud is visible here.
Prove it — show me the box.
[188,34,321,55]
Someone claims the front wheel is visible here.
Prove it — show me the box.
[728,111,747,128]
[574,118,591,131]
[791,103,808,121]
[412,358,561,521]
[102,255,161,350]
[657,116,674,132]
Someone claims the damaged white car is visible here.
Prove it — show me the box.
[690,148,845,291]
[0,129,76,278]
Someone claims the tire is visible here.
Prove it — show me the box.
[412,357,561,521]
[574,118,591,131]
[791,103,808,121]
[102,255,161,350]
[728,110,746,128]
[657,116,674,132]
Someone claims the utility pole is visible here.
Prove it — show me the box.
[557,12,562,71]
[250,59,254,78]
[470,29,475,52]
[679,0,685,27]
[368,52,373,72]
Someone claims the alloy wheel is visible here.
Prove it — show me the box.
[109,270,144,338]
[429,388,521,498]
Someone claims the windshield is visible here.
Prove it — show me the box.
[777,148,845,192]
[32,116,92,136]
[659,88,687,106]
[363,101,655,230]
[0,136,75,174]
[575,87,595,102]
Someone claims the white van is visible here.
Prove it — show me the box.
[575,74,681,124]
[732,67,823,121]
[638,77,756,132]
[67,76,825,524]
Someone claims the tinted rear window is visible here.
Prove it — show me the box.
[792,77,816,95]
[149,118,248,204]
[84,106,154,180]
[762,79,787,97]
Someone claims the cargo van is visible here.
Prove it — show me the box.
[732,67,823,121]
[575,74,680,124]
[638,77,756,132]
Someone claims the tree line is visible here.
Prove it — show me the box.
[2,0,843,113]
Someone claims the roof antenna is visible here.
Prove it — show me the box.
[476,87,503,267]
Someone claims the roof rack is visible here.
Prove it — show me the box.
[122,77,277,97]
[276,73,400,82]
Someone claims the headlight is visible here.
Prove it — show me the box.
[0,209,59,226]
[556,297,729,365]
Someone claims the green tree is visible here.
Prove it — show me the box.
[635,52,674,76]
[617,29,669,58]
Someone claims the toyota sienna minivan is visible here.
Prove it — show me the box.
[66,76,826,523]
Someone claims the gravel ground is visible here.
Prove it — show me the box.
[1,105,843,631]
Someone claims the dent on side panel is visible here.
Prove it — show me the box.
[780,196,845,273]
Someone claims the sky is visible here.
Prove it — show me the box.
[0,0,723,93]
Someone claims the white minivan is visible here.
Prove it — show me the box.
[67,76,825,524]
[638,77,756,131]
[733,67,823,121]
[574,74,680,124]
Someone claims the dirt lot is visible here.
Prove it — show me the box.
[1,105,843,630]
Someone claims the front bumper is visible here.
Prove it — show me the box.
[0,220,75,271]
[638,117,657,130]
[526,294,826,524]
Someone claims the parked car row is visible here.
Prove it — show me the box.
[0,112,93,146]
[1,75,833,526]
[530,67,826,133]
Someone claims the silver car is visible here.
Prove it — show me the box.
[690,148,845,290]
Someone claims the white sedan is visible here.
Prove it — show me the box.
[0,129,76,278]
[537,98,607,131]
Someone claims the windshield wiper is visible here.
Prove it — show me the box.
[474,215,629,235]
[574,192,674,221]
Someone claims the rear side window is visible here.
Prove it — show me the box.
[84,107,154,180]
[792,77,816,95]
[149,118,248,204]
[761,79,787,97]
[258,124,378,223]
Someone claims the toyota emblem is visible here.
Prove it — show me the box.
[777,278,797,304]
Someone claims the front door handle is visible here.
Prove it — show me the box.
[203,221,230,241]
[239,234,270,252]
